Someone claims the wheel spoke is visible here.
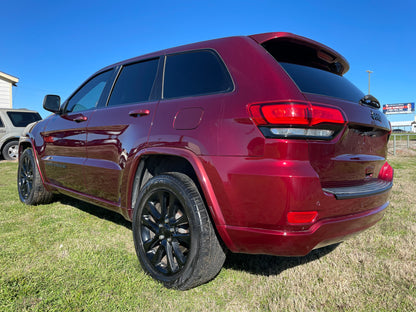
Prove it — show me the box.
[172,240,187,266]
[172,214,188,226]
[141,216,159,234]
[144,201,161,221]
[158,191,168,218]
[150,245,165,266]
[24,158,33,181]
[21,180,27,193]
[163,240,179,273]
[166,195,177,219]
[173,233,191,247]
[25,156,31,169]
[18,169,24,181]
[19,182,26,198]
[27,181,33,194]
[21,161,28,176]
[143,236,160,252]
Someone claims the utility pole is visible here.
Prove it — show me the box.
[366,70,373,94]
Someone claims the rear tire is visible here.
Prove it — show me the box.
[18,148,53,205]
[2,140,19,161]
[132,172,225,290]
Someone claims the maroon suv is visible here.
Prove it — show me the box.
[18,32,393,290]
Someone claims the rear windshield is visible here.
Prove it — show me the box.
[280,62,365,103]
[261,38,364,103]
[7,112,42,127]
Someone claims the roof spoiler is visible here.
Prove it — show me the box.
[249,32,350,75]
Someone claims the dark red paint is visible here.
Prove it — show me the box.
[20,32,393,256]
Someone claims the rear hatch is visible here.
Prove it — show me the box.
[250,33,392,199]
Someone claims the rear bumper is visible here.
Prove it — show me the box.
[201,155,392,256]
[220,200,388,256]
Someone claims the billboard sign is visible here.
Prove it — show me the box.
[383,102,415,114]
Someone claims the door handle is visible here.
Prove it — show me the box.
[74,115,88,122]
[129,109,150,117]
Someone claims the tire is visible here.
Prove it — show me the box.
[2,140,19,161]
[132,173,226,290]
[17,148,53,205]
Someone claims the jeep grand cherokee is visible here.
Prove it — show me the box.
[18,32,393,290]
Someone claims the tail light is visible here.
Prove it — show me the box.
[249,102,346,140]
[379,162,393,181]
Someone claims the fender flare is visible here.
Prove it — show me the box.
[127,147,236,250]
[18,135,50,190]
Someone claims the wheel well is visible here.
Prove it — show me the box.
[132,155,200,209]
[1,137,19,150]
[18,141,32,155]
[130,154,227,254]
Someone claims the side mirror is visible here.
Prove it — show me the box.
[43,95,61,113]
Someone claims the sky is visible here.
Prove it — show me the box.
[2,0,416,118]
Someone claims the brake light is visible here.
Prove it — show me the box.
[248,102,345,140]
[249,102,345,127]
[310,105,344,126]
[261,104,309,125]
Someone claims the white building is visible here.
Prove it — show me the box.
[390,120,416,132]
[0,71,19,108]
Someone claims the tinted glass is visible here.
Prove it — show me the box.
[163,50,233,99]
[0,117,4,127]
[262,38,346,75]
[280,62,364,103]
[108,59,159,106]
[66,70,113,113]
[7,112,42,127]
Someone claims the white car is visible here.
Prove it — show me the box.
[0,108,41,160]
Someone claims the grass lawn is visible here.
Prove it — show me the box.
[1,157,415,311]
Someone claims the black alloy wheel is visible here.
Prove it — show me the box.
[18,150,34,200]
[140,188,190,275]
[132,172,226,290]
[17,148,53,205]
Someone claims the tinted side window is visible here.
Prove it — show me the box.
[108,59,159,106]
[6,112,42,127]
[163,50,233,99]
[0,117,4,127]
[66,69,114,113]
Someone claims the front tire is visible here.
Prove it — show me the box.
[18,148,53,205]
[132,173,225,290]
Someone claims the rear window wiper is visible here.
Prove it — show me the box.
[359,94,380,109]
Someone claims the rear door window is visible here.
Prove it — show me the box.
[163,50,233,99]
[6,112,42,127]
[107,58,159,106]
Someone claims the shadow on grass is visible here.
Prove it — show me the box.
[56,195,132,230]
[223,243,340,276]
[54,194,338,277]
